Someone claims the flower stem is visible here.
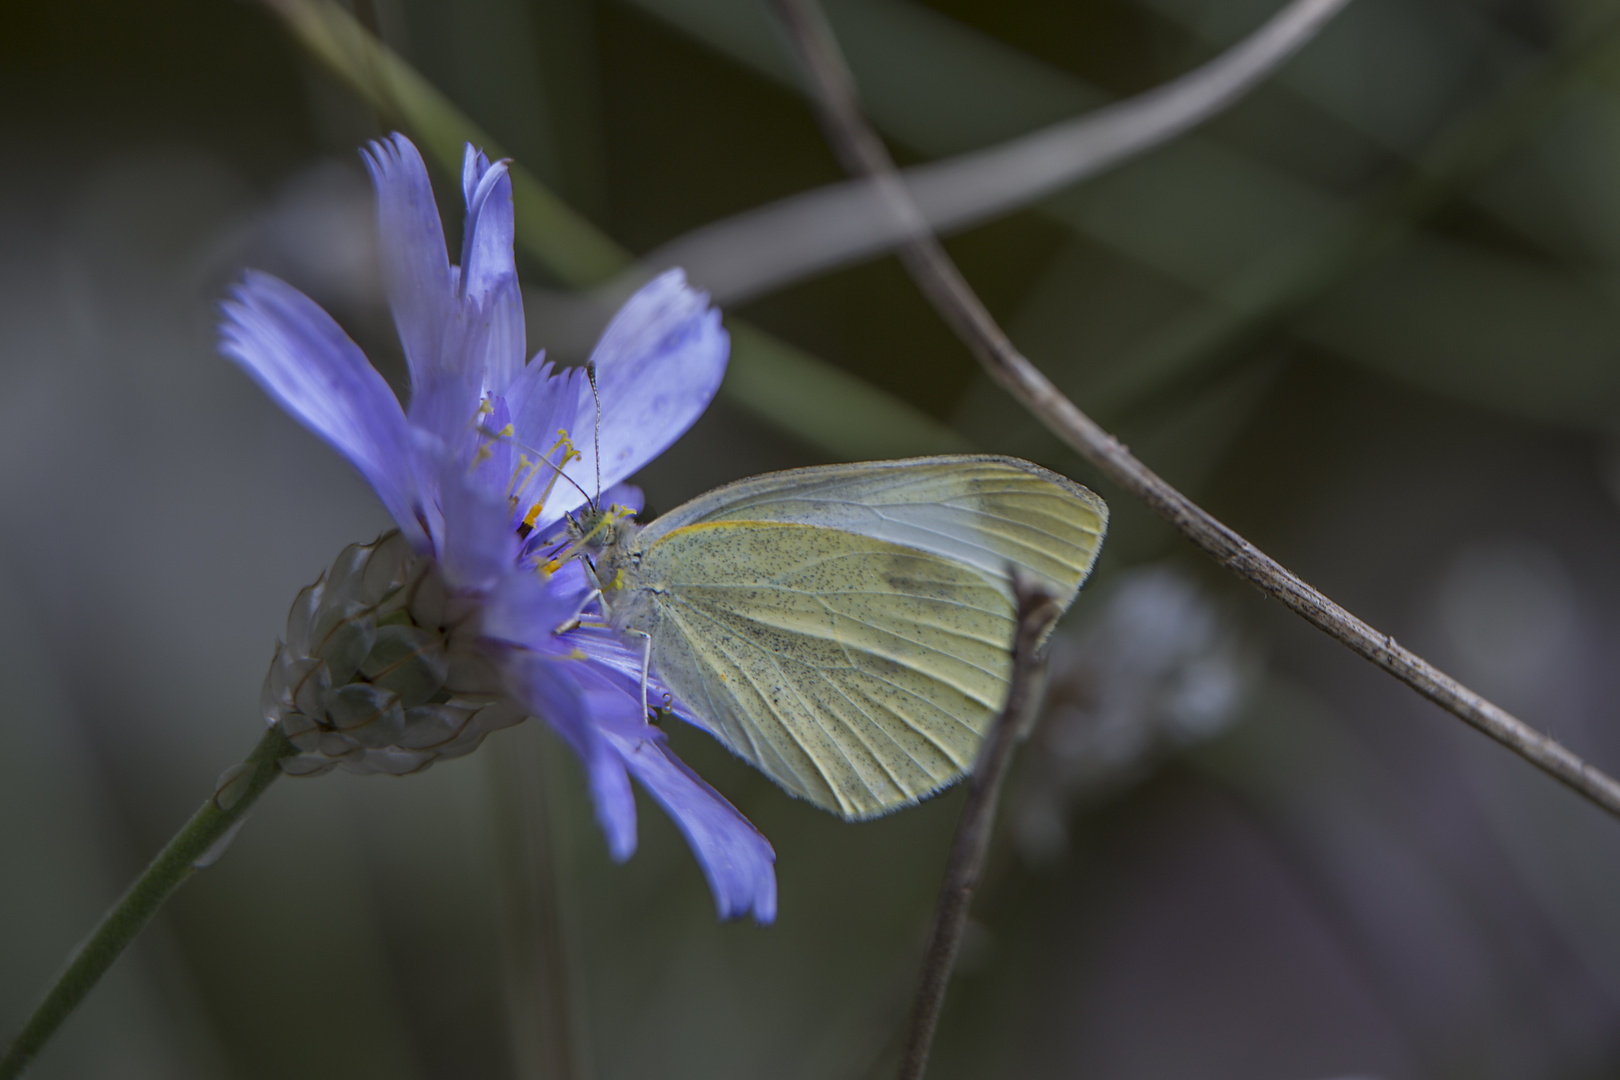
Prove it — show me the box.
[0,727,292,1080]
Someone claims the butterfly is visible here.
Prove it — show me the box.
[574,454,1107,820]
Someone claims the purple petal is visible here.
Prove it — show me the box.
[502,618,771,917]
[362,134,452,389]
[559,621,710,732]
[504,356,590,443]
[406,365,483,450]
[606,727,777,923]
[458,148,525,394]
[481,567,581,654]
[219,271,425,546]
[575,269,728,498]
[599,483,645,515]
[476,394,516,494]
[435,464,520,593]
[507,651,639,861]
[461,145,492,208]
[506,274,725,523]
[566,625,641,679]
[503,358,595,525]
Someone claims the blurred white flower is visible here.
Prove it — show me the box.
[1433,538,1576,700]
[1011,564,1257,862]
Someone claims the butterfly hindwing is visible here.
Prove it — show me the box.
[639,521,1012,817]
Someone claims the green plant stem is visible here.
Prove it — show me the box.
[0,727,292,1080]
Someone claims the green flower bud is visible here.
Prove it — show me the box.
[261,532,528,776]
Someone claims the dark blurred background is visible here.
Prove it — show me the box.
[6,0,1620,1077]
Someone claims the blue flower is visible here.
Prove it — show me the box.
[219,133,775,923]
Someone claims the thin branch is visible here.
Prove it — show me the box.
[766,0,1620,823]
[898,577,1059,1080]
[0,727,292,1080]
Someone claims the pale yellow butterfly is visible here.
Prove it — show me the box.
[591,454,1108,820]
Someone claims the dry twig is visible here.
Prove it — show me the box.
[897,577,1058,1080]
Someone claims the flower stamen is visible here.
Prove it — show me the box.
[512,430,583,536]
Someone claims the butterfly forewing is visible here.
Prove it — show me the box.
[634,455,1107,603]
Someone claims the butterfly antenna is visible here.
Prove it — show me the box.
[586,361,602,510]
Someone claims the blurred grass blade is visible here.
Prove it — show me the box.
[268,0,626,288]
[629,0,1351,307]
[724,324,972,458]
[1000,7,1620,430]
[266,0,969,457]
[631,0,1620,426]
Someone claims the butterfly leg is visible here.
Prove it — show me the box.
[554,588,601,634]
[626,628,652,720]
[554,558,605,634]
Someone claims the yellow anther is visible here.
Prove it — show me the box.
[509,433,581,528]
[548,430,582,464]
[506,454,531,496]
[497,423,514,438]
